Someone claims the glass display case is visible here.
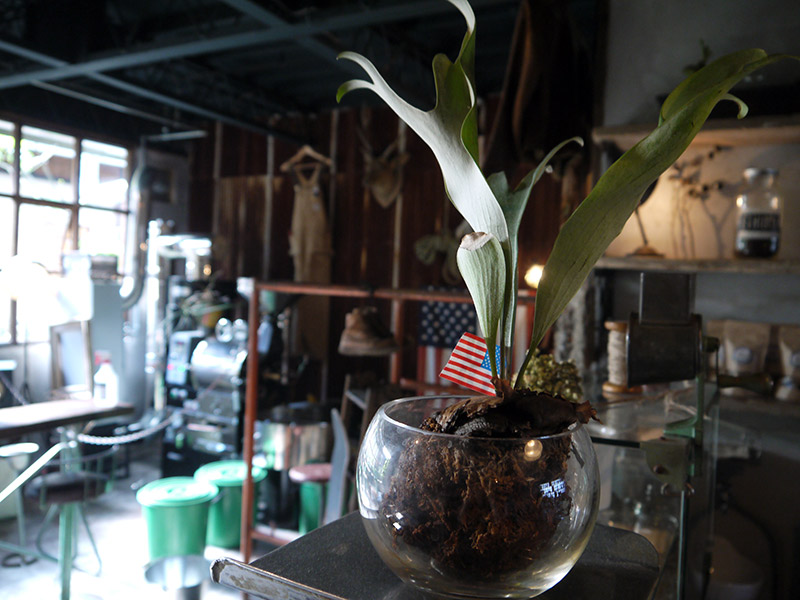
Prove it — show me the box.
[588,380,765,600]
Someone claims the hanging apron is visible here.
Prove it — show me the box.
[289,164,332,361]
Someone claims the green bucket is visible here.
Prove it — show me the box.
[136,477,218,562]
[194,460,267,549]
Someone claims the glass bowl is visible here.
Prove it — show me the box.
[357,396,599,599]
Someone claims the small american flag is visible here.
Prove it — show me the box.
[439,332,501,396]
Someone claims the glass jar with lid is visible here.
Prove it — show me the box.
[735,167,781,258]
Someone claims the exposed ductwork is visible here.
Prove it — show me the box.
[121,143,151,311]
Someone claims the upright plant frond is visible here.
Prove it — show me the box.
[487,137,583,355]
[457,232,506,376]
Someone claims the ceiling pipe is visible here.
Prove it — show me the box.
[120,128,210,310]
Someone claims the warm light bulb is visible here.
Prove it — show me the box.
[524,439,543,461]
[524,264,544,289]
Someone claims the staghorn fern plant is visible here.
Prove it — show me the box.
[337,0,798,392]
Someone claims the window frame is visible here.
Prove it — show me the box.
[1,118,133,345]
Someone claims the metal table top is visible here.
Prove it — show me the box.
[212,512,660,600]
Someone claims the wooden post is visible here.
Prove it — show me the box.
[262,135,274,280]
[240,283,260,563]
[389,299,405,385]
[389,120,407,385]
[212,121,224,272]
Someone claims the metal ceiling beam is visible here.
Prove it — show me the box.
[0,30,279,90]
[220,0,448,108]
[219,0,344,68]
[0,0,510,90]
[31,80,196,130]
[0,38,305,142]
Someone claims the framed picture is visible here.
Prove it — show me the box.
[49,320,93,397]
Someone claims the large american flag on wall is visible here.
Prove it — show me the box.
[416,290,478,386]
[416,287,535,390]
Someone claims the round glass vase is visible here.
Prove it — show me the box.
[357,396,599,599]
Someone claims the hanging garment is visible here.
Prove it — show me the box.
[289,164,332,360]
[289,164,332,282]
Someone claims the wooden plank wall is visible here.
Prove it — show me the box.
[188,105,567,399]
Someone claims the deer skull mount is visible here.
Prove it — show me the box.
[359,129,409,209]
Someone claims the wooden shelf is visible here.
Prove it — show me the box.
[592,114,800,151]
[595,255,800,275]
[249,280,535,303]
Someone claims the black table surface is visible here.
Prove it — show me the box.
[0,399,134,439]
[212,512,660,600]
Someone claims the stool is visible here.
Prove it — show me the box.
[287,409,349,535]
[288,463,331,534]
[0,441,39,566]
[28,444,119,575]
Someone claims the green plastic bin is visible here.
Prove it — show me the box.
[194,460,267,548]
[136,477,219,562]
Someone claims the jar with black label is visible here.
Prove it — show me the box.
[735,167,781,258]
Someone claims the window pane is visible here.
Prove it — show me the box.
[78,208,127,271]
[80,139,129,210]
[17,203,73,272]
[9,258,54,343]
[0,195,13,263]
[0,119,15,196]
[19,126,76,203]
[0,196,13,343]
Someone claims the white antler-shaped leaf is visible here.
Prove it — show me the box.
[337,0,508,245]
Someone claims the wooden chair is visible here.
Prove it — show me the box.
[339,374,380,449]
[340,374,413,449]
[339,375,414,512]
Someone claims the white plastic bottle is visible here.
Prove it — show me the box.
[94,359,119,406]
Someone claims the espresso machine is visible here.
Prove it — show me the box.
[159,263,249,475]
[160,280,291,477]
[161,321,246,475]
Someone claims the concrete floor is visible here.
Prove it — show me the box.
[0,439,274,600]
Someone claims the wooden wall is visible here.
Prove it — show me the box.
[187,104,571,399]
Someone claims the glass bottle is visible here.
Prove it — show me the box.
[735,167,781,258]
